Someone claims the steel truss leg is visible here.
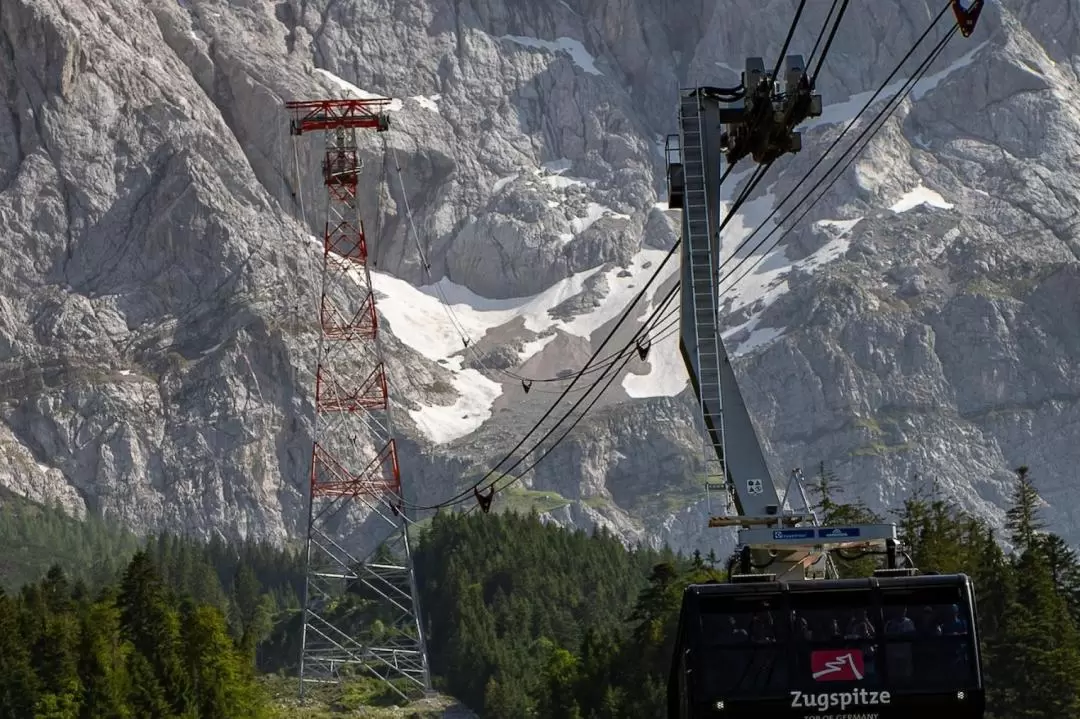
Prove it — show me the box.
[293,117,431,702]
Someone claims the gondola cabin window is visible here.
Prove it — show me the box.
[879,585,977,691]
[789,590,884,689]
[696,593,789,694]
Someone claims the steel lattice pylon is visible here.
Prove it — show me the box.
[285,99,431,701]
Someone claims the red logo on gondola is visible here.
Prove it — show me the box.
[810,649,865,681]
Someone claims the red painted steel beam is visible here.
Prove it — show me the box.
[286,98,392,134]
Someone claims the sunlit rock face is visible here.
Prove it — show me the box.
[3,0,1078,554]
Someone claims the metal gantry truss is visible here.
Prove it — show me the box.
[285,98,431,700]
[668,59,899,579]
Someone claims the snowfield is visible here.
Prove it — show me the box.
[305,42,974,444]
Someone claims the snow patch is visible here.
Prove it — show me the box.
[621,253,685,398]
[492,174,518,193]
[716,172,779,270]
[410,94,441,112]
[714,61,741,78]
[375,249,673,351]
[543,159,573,173]
[372,249,675,438]
[407,357,503,444]
[500,35,603,76]
[558,249,674,337]
[570,202,630,234]
[890,186,953,213]
[738,325,786,354]
[652,134,667,161]
[538,158,594,190]
[312,68,404,111]
[815,218,862,235]
[622,327,684,398]
[543,175,588,190]
[710,172,856,357]
[718,226,854,358]
[801,41,988,131]
[518,334,558,363]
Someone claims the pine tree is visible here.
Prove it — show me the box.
[118,552,192,716]
[809,461,841,519]
[483,673,534,718]
[535,638,582,719]
[1005,466,1044,553]
[0,592,38,718]
[1039,534,1080,622]
[996,548,1080,717]
[629,563,681,650]
[993,466,1080,717]
[181,603,264,718]
[28,568,83,718]
[125,651,173,718]
[972,527,1012,714]
[232,564,264,656]
[78,596,133,719]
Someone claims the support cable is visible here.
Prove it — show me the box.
[771,0,808,79]
[721,26,960,295]
[426,165,775,511]
[668,0,958,321]
[810,0,852,84]
[389,148,627,393]
[450,9,966,506]
[806,0,841,70]
[583,2,963,349]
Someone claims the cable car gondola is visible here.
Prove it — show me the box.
[668,573,984,718]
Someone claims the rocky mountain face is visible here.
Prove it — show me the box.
[2,0,1079,556]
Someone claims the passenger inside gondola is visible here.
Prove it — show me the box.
[696,589,977,698]
[697,600,787,693]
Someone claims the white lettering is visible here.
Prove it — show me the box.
[790,689,892,713]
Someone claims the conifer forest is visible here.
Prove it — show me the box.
[0,466,1077,718]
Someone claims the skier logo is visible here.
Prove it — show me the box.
[810,649,865,681]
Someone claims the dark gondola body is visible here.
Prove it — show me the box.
[668,574,984,718]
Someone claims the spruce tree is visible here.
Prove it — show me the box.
[993,465,1080,717]
[78,597,133,719]
[0,593,38,718]
[1005,466,1044,553]
[118,552,192,716]
[1039,534,1080,623]
[181,603,264,718]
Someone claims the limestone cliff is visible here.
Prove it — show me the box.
[1,0,1078,554]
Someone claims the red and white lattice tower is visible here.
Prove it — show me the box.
[285,99,431,700]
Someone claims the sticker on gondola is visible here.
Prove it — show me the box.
[773,529,815,540]
[746,479,763,494]
[810,649,865,681]
[818,527,861,539]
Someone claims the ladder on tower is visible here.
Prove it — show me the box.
[678,91,730,515]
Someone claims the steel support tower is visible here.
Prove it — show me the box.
[285,99,431,699]
[667,58,898,580]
